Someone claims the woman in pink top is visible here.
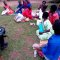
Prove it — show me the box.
[49,5,59,25]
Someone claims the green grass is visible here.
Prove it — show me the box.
[0,7,41,60]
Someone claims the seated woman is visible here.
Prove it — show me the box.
[1,1,14,15]
[15,1,23,14]
[36,12,54,40]
[49,5,59,25]
[33,19,60,60]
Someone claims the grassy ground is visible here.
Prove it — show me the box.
[0,7,42,60]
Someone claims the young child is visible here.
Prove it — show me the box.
[35,1,47,20]
[38,1,47,12]
[49,5,59,25]
[15,1,24,14]
[33,19,60,60]
[22,4,33,20]
[36,12,54,40]
[1,1,14,15]
[14,3,32,22]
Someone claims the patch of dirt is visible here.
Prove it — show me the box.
[21,36,35,57]
[25,36,35,46]
[9,51,24,60]
[12,28,24,40]
[22,47,33,57]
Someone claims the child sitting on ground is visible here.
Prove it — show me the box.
[32,1,47,21]
[36,12,54,40]
[49,5,59,25]
[35,1,47,20]
[33,19,60,60]
[1,1,14,15]
[38,1,47,12]
[14,3,33,22]
[15,1,24,14]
